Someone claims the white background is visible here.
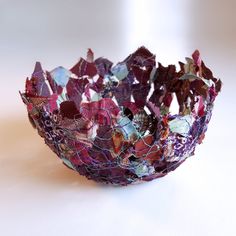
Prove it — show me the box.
[0,0,235,235]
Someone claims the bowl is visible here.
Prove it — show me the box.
[20,47,222,185]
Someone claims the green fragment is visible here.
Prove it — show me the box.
[56,88,67,107]
[91,91,102,101]
[62,157,75,170]
[160,106,169,115]
[133,162,155,177]
[169,115,194,137]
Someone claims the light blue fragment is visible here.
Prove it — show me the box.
[117,116,138,139]
[50,66,71,87]
[111,63,128,80]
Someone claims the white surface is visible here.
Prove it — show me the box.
[0,0,236,235]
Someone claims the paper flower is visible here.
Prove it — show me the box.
[20,47,222,185]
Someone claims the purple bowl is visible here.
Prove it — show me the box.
[21,47,222,185]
